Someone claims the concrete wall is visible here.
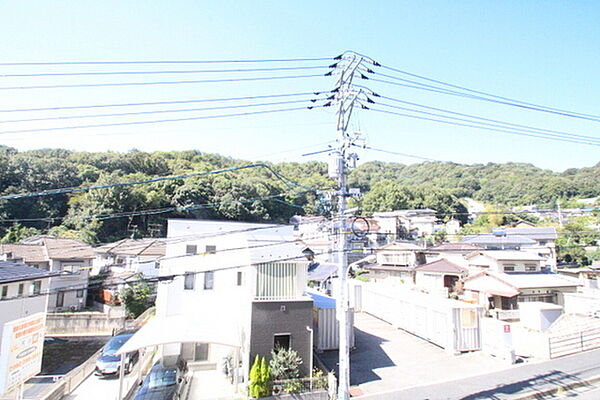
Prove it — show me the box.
[249,300,313,376]
[45,312,126,335]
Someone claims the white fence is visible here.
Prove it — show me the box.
[357,282,483,353]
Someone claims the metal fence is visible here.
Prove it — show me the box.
[549,326,600,359]
[271,376,331,396]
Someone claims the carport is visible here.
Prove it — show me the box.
[115,314,242,399]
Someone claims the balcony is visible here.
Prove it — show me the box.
[254,262,307,301]
[491,309,520,321]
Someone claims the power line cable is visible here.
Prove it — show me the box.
[369,76,600,123]
[377,63,600,120]
[366,106,600,147]
[0,104,327,136]
[0,97,329,125]
[0,74,327,91]
[0,91,328,113]
[0,65,329,78]
[371,100,600,146]
[0,57,332,66]
[369,92,600,143]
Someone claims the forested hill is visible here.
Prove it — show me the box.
[0,145,598,243]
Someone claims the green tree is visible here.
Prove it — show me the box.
[269,347,303,381]
[0,224,42,243]
[120,275,154,318]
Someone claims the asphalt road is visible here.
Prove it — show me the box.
[63,362,141,400]
[356,348,600,400]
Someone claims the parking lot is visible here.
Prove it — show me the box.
[318,312,512,396]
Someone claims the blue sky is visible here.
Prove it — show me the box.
[0,1,598,171]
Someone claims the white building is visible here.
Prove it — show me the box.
[0,261,54,346]
[373,209,438,240]
[129,219,314,386]
[0,237,93,312]
[93,238,165,277]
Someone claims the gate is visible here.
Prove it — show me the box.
[549,327,600,358]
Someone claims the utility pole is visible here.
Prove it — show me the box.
[329,54,366,400]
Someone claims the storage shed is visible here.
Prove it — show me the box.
[308,291,355,351]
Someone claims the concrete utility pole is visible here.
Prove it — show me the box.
[329,54,366,400]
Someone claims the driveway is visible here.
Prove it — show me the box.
[318,312,511,396]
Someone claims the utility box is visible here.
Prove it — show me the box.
[328,152,344,179]
[308,291,355,351]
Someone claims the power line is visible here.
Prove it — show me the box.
[0,57,332,66]
[359,144,442,162]
[0,65,329,78]
[369,76,600,124]
[366,107,600,147]
[0,97,329,125]
[377,63,600,121]
[370,101,600,146]
[0,104,327,136]
[370,92,600,143]
[0,73,327,91]
[0,91,328,113]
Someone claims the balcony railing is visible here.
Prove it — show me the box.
[254,262,307,301]
[491,309,520,321]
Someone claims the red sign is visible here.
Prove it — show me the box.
[503,324,511,333]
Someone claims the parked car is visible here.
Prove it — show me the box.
[134,356,188,400]
[94,333,139,377]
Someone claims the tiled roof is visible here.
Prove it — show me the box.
[426,242,482,252]
[462,234,536,245]
[0,261,56,283]
[469,250,545,261]
[0,243,47,262]
[95,238,166,257]
[504,227,558,240]
[414,259,467,274]
[42,238,94,260]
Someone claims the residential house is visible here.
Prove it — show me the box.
[462,250,579,320]
[0,261,55,346]
[414,259,468,295]
[423,242,482,266]
[154,219,314,383]
[0,237,93,312]
[93,238,166,277]
[373,209,438,241]
[504,227,558,270]
[361,242,424,284]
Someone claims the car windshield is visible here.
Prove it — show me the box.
[103,335,131,356]
[148,367,177,388]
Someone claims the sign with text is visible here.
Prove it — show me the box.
[0,313,45,395]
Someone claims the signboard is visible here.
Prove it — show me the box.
[0,313,46,395]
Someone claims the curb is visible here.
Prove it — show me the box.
[514,374,600,400]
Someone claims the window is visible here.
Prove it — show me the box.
[76,289,84,298]
[186,245,197,255]
[204,271,214,290]
[205,245,216,254]
[184,272,195,290]
[274,334,291,351]
[194,343,209,361]
[18,284,24,297]
[503,264,515,272]
[56,291,65,308]
[1,286,7,299]
[525,264,537,272]
[237,271,243,286]
[32,281,41,295]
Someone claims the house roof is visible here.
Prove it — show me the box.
[95,238,166,257]
[463,270,579,296]
[41,238,94,260]
[307,290,336,309]
[307,262,337,282]
[504,227,558,241]
[0,243,47,263]
[462,234,536,246]
[378,242,424,251]
[414,259,468,275]
[467,250,544,262]
[426,242,482,252]
[0,261,56,284]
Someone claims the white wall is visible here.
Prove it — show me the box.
[0,279,49,346]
